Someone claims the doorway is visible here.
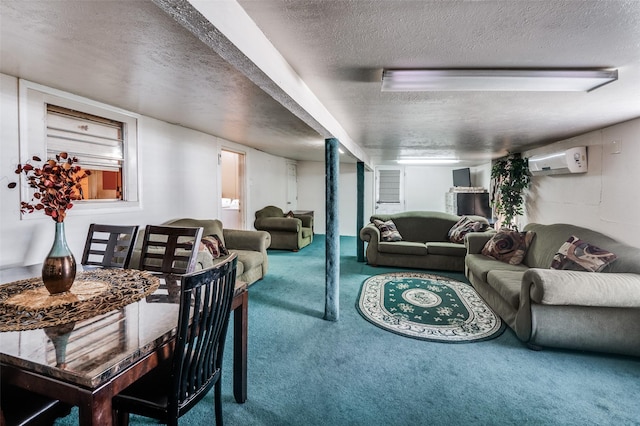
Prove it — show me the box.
[220,149,246,229]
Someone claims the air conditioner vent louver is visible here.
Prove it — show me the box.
[528,147,587,176]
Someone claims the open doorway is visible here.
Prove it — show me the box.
[220,149,245,229]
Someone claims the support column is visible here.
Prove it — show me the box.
[325,138,340,321]
[356,161,365,262]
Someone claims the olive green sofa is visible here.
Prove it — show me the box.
[465,222,640,357]
[359,211,491,272]
[254,206,313,251]
[130,218,271,286]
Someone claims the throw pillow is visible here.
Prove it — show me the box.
[285,211,295,218]
[199,234,229,259]
[550,235,617,272]
[373,219,403,242]
[448,216,490,244]
[481,228,534,265]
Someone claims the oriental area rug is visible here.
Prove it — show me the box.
[357,272,504,343]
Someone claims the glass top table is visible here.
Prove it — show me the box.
[0,266,248,425]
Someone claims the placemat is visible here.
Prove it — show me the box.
[0,269,159,332]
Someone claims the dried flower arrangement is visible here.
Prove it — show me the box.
[9,152,91,222]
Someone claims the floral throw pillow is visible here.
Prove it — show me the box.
[448,216,490,244]
[199,234,229,259]
[481,228,534,265]
[550,235,617,272]
[373,219,403,242]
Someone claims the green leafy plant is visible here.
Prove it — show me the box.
[9,152,91,222]
[490,153,530,230]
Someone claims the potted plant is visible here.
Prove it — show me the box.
[490,153,530,230]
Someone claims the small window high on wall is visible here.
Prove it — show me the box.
[47,105,124,201]
[19,79,140,214]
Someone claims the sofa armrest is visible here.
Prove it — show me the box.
[254,217,301,232]
[515,268,640,342]
[294,214,313,229]
[465,232,494,254]
[521,268,640,308]
[223,228,271,252]
[359,223,380,244]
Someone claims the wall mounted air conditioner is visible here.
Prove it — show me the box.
[528,147,588,175]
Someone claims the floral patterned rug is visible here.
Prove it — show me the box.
[357,272,504,343]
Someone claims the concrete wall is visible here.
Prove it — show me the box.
[523,117,640,247]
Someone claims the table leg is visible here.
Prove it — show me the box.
[232,291,248,403]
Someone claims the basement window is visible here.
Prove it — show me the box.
[19,79,140,215]
[47,105,125,201]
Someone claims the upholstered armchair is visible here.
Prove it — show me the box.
[254,206,313,251]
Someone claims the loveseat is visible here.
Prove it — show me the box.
[465,222,640,357]
[359,211,491,272]
[130,218,271,286]
[254,206,313,251]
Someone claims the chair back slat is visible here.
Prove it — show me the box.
[81,224,139,269]
[139,225,204,274]
[170,254,238,418]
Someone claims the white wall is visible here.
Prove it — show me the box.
[0,73,289,268]
[403,164,491,213]
[523,117,640,247]
[296,161,368,236]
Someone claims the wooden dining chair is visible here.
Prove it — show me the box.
[81,224,139,269]
[112,254,238,426]
[138,225,204,275]
[1,383,71,426]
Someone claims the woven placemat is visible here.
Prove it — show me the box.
[0,269,160,332]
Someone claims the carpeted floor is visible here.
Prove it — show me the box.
[56,235,640,425]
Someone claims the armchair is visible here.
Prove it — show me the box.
[254,206,313,251]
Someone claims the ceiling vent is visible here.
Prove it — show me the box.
[528,147,588,175]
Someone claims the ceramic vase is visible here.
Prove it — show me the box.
[42,222,76,295]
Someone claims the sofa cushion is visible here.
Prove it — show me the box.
[377,241,428,256]
[373,219,403,242]
[486,270,525,310]
[482,229,534,265]
[426,242,467,257]
[550,235,618,272]
[229,249,262,273]
[448,216,490,244]
[465,253,529,281]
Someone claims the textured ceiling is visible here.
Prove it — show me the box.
[1,1,639,166]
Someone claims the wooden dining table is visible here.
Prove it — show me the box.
[0,266,248,425]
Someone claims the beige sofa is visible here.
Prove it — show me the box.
[131,218,271,286]
[465,223,640,357]
[359,211,491,272]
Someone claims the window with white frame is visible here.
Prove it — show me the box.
[19,79,140,213]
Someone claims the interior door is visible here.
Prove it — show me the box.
[220,149,245,229]
[286,162,297,212]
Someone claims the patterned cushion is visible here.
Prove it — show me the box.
[448,216,490,244]
[481,228,534,265]
[285,210,295,218]
[199,234,229,259]
[550,235,617,272]
[373,219,403,242]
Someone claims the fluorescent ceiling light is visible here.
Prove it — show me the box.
[397,158,461,165]
[381,69,618,92]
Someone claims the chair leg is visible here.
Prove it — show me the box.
[113,409,130,426]
[214,380,223,426]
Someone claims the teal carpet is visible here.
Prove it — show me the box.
[56,235,640,425]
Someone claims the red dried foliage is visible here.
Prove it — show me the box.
[11,152,91,222]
